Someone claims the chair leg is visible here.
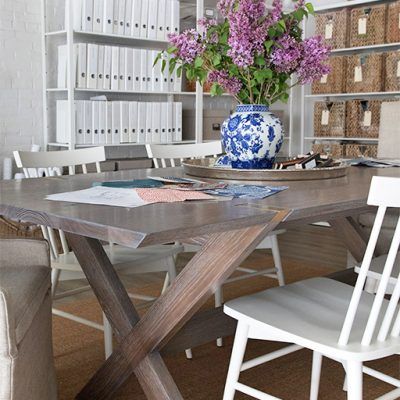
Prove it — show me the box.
[51,268,61,297]
[103,313,113,359]
[215,286,223,347]
[223,322,249,400]
[346,361,363,400]
[271,235,285,286]
[310,351,323,400]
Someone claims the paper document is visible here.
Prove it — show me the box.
[46,186,148,208]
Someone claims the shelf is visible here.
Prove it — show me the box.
[47,88,196,96]
[45,30,169,48]
[331,42,400,55]
[314,0,386,13]
[305,137,379,142]
[305,92,400,99]
[48,141,196,148]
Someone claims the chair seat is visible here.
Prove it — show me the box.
[53,243,183,272]
[224,277,400,361]
[355,252,400,285]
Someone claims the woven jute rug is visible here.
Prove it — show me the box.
[52,253,400,399]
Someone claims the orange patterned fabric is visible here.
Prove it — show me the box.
[135,188,213,203]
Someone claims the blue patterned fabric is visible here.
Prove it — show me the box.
[205,184,288,199]
[221,104,284,170]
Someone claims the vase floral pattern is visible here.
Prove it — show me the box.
[221,105,284,169]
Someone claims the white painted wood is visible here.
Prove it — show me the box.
[223,176,400,400]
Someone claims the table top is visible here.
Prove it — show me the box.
[1,166,399,247]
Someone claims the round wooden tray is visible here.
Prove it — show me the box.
[182,158,350,181]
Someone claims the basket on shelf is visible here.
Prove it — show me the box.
[346,53,383,93]
[349,4,387,47]
[387,1,400,44]
[384,51,400,92]
[311,143,345,159]
[314,101,346,137]
[0,217,43,239]
[186,80,212,92]
[345,143,378,158]
[315,9,349,50]
[312,56,347,94]
[345,100,381,138]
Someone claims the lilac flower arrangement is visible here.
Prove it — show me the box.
[156,0,331,106]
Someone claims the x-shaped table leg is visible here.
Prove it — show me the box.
[66,209,288,400]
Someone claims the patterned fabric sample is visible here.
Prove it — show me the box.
[135,188,213,203]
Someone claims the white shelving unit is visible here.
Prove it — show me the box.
[300,0,400,154]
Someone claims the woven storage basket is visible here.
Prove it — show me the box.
[345,100,381,138]
[312,143,345,158]
[315,9,349,49]
[349,5,386,47]
[346,53,383,93]
[385,51,400,92]
[0,217,43,239]
[345,144,378,158]
[314,102,346,137]
[387,1,400,43]
[312,56,346,94]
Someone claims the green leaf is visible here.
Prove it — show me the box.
[161,59,167,73]
[212,54,222,66]
[255,56,266,66]
[177,65,183,78]
[166,46,178,54]
[153,52,162,67]
[194,56,204,68]
[264,40,274,52]
[210,82,223,97]
[280,93,289,103]
[292,8,305,21]
[305,3,315,15]
[278,19,286,30]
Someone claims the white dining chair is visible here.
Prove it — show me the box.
[146,142,286,354]
[13,147,183,359]
[223,175,400,400]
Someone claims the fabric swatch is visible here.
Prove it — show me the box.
[135,188,213,203]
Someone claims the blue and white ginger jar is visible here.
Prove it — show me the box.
[221,104,284,169]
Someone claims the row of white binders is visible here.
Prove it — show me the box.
[71,0,180,41]
[57,100,183,145]
[58,44,181,92]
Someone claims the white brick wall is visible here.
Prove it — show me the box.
[0,0,43,178]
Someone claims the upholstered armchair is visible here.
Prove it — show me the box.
[0,239,57,400]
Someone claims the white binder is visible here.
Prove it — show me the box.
[72,0,83,31]
[120,101,130,142]
[145,102,153,143]
[150,50,161,92]
[133,48,141,91]
[160,53,169,92]
[160,102,168,143]
[93,0,104,32]
[173,102,182,142]
[57,45,67,88]
[113,0,120,34]
[171,0,180,36]
[76,100,85,145]
[103,0,114,33]
[131,0,142,38]
[137,102,146,144]
[156,0,166,40]
[166,101,173,143]
[111,46,119,90]
[97,45,105,89]
[151,102,161,143]
[98,101,107,144]
[140,0,149,38]
[125,48,134,91]
[164,0,172,40]
[76,43,87,88]
[124,0,133,36]
[118,46,126,90]
[106,102,113,144]
[112,102,121,144]
[87,44,98,89]
[140,49,148,91]
[103,46,112,90]
[174,68,182,92]
[128,101,138,142]
[56,100,68,143]
[147,0,158,39]
[81,0,94,32]
[117,0,126,35]
[92,101,100,144]
[84,100,93,144]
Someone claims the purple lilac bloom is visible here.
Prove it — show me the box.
[198,17,217,29]
[295,0,306,10]
[168,29,205,64]
[271,34,302,73]
[217,0,235,17]
[265,0,283,28]
[208,70,243,95]
[297,36,331,84]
